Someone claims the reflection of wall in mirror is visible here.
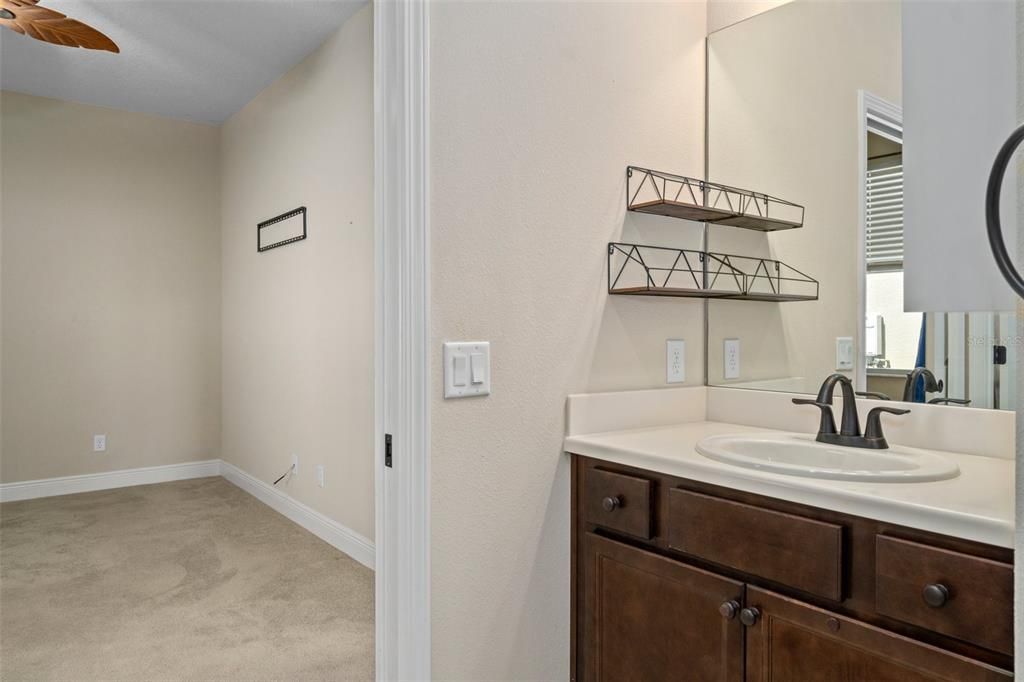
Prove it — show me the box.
[866,270,920,371]
[706,0,792,34]
[706,0,901,393]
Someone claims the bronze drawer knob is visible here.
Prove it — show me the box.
[739,607,760,627]
[922,583,950,608]
[719,600,740,620]
[601,496,621,512]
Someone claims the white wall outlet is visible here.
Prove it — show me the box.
[291,454,299,475]
[315,464,325,488]
[666,339,686,383]
[93,434,107,452]
[836,336,855,371]
[724,338,741,380]
[443,342,491,398]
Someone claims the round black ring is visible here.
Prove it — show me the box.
[985,123,1024,298]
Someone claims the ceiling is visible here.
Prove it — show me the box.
[0,0,366,124]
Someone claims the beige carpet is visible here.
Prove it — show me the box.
[0,477,374,681]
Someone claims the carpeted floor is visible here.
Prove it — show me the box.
[0,477,374,681]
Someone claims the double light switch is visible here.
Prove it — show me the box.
[444,342,491,398]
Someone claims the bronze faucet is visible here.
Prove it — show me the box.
[793,374,909,449]
[902,367,943,402]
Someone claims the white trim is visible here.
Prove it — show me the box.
[220,461,375,570]
[0,459,221,503]
[857,90,903,392]
[1,459,376,570]
[375,0,432,679]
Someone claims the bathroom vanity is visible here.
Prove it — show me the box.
[578,0,1021,676]
[566,387,1015,681]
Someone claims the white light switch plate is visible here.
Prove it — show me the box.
[666,339,686,383]
[443,342,490,398]
[724,339,741,380]
[836,336,855,371]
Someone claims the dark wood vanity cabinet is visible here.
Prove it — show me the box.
[745,588,1009,682]
[571,455,1014,681]
[583,533,744,681]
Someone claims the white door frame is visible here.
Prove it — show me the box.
[374,1,431,679]
[857,90,903,392]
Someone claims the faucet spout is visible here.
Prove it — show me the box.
[815,373,860,437]
[902,367,943,402]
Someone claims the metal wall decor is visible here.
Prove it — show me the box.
[607,242,819,302]
[614,165,818,303]
[627,166,805,232]
[258,206,307,252]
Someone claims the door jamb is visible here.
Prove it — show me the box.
[374,1,431,679]
[857,90,903,392]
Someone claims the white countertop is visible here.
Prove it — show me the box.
[564,420,1014,548]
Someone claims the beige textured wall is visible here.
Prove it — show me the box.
[0,92,221,483]
[429,1,707,678]
[1,90,5,469]
[706,0,901,391]
[707,0,791,34]
[220,4,374,540]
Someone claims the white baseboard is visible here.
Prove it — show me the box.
[220,461,375,570]
[0,459,222,503]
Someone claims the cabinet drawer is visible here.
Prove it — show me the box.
[583,468,653,539]
[667,489,844,601]
[876,535,1013,655]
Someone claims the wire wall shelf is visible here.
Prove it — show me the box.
[608,243,819,302]
[626,166,804,232]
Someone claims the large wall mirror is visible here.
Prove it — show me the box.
[705,0,1017,410]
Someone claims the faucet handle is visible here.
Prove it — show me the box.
[927,398,971,406]
[856,391,892,401]
[863,406,910,449]
[792,398,838,436]
[793,398,829,407]
[867,406,911,418]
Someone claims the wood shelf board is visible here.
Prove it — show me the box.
[628,199,802,232]
[609,286,817,302]
[738,292,818,302]
[609,286,741,298]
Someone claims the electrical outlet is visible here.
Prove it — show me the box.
[93,434,107,452]
[291,454,299,475]
[724,339,741,380]
[666,339,686,383]
[315,464,325,488]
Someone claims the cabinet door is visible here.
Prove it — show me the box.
[744,587,1012,682]
[582,533,744,682]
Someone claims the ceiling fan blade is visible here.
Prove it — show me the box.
[33,16,119,51]
[0,0,119,53]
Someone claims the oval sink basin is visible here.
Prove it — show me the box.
[696,433,960,483]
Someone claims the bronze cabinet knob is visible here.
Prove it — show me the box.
[719,600,740,620]
[922,583,950,608]
[739,607,760,627]
[601,496,621,512]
